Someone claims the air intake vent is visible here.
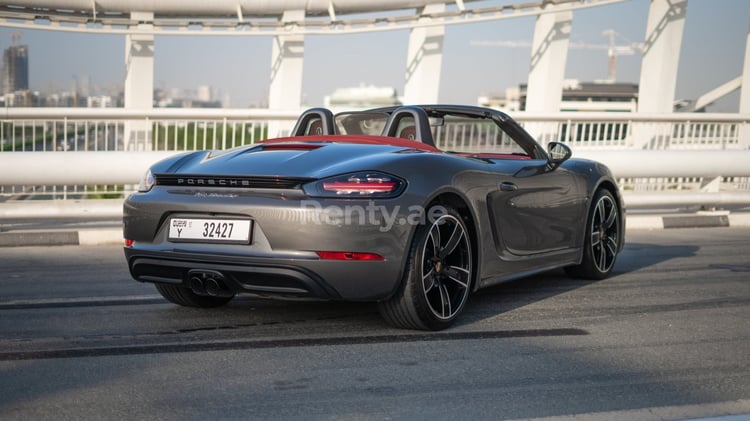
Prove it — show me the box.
[155,175,313,189]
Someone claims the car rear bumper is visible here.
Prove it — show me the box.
[123,189,420,301]
[124,248,405,300]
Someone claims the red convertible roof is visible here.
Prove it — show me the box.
[261,135,441,153]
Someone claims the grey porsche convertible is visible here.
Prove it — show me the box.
[124,105,624,330]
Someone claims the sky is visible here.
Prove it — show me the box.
[0,0,748,111]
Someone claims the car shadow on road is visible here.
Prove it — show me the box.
[456,241,701,328]
[133,241,702,334]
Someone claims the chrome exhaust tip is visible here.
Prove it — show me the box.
[204,277,233,298]
[187,269,233,298]
[189,276,207,296]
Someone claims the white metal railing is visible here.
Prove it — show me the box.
[0,108,299,198]
[512,112,750,150]
[3,108,747,152]
[0,108,299,153]
[1,108,749,205]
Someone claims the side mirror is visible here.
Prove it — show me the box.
[547,141,571,168]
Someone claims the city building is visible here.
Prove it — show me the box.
[2,43,28,95]
[478,87,522,112]
[155,86,223,108]
[2,90,39,107]
[87,95,115,108]
[479,80,639,112]
[324,84,401,109]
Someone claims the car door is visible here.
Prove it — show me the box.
[487,159,584,256]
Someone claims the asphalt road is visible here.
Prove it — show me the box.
[0,228,749,420]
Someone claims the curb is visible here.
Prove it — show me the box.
[0,228,123,248]
[627,211,750,230]
[1,213,749,247]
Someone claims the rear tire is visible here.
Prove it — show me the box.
[378,205,473,330]
[155,284,234,308]
[565,189,621,280]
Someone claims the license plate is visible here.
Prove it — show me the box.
[168,218,252,244]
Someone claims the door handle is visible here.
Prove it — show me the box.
[500,182,517,192]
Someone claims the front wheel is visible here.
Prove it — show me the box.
[565,189,621,280]
[378,205,474,330]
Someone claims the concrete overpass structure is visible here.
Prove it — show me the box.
[2,0,748,115]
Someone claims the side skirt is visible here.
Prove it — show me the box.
[477,259,580,290]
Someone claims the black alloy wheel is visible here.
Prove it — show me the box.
[565,189,620,279]
[378,205,473,330]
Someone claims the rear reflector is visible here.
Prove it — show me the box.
[316,251,384,261]
[125,239,134,247]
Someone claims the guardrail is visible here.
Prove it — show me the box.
[1,108,749,209]
[0,108,298,153]
[2,149,748,186]
[3,108,747,152]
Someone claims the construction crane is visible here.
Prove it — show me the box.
[470,29,642,82]
[600,29,639,82]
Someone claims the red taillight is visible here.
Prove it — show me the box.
[316,251,384,261]
[303,172,405,198]
[125,239,134,247]
[322,181,397,194]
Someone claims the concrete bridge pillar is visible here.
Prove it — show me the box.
[741,25,750,114]
[403,3,445,104]
[740,25,750,148]
[637,0,688,113]
[525,6,572,114]
[524,5,572,143]
[268,10,305,136]
[123,11,154,150]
